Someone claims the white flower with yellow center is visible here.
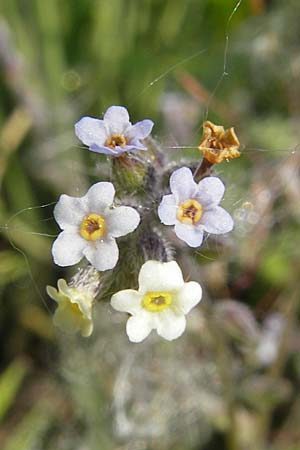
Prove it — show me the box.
[158,167,234,247]
[46,279,94,337]
[111,260,202,342]
[52,182,140,271]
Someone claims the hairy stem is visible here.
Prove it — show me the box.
[193,158,213,182]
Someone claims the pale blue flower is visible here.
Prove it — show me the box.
[158,167,234,247]
[75,105,154,156]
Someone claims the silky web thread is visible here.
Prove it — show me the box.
[0,202,57,313]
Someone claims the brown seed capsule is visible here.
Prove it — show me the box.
[198,120,240,164]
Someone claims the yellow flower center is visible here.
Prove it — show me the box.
[80,213,106,241]
[177,199,203,225]
[105,133,127,148]
[69,302,81,315]
[142,291,172,312]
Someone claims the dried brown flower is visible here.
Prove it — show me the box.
[198,121,240,164]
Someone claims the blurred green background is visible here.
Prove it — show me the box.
[1,0,300,449]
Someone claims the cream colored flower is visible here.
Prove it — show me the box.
[47,279,94,337]
[111,260,202,343]
[198,120,240,164]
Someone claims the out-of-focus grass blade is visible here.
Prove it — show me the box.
[0,250,28,285]
[0,200,51,263]
[4,156,41,225]
[34,0,65,102]
[0,108,32,183]
[0,359,29,422]
[2,401,54,450]
[158,0,189,43]
[18,304,54,340]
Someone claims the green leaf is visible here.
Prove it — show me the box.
[0,359,29,422]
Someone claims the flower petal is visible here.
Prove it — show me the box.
[196,176,225,208]
[72,292,93,319]
[83,238,119,271]
[53,304,82,334]
[103,105,131,134]
[106,206,140,238]
[170,167,198,201]
[57,279,70,296]
[52,231,85,266]
[86,182,115,212]
[122,143,146,151]
[111,289,142,314]
[125,119,154,141]
[158,194,177,225]
[156,311,186,341]
[46,285,59,302]
[54,194,88,230]
[89,143,120,155]
[176,281,202,314]
[80,319,94,337]
[174,222,204,247]
[91,143,146,154]
[126,313,154,343]
[138,260,184,293]
[200,206,234,234]
[74,117,108,147]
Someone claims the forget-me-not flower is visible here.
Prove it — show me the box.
[158,167,234,247]
[111,260,202,342]
[75,105,154,156]
[52,182,140,271]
